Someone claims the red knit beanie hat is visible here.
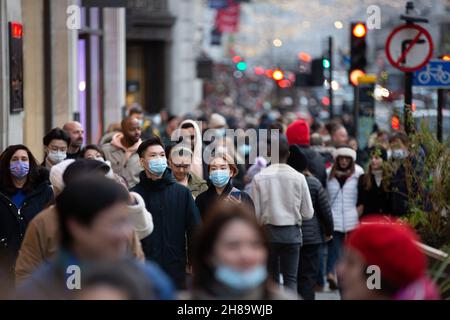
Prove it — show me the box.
[346,215,427,290]
[286,119,310,145]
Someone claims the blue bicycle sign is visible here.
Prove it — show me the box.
[413,60,450,88]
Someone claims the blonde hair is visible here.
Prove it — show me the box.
[208,152,239,178]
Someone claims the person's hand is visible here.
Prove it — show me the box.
[226,195,242,205]
[325,235,333,242]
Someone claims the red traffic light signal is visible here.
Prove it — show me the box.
[352,23,367,38]
[232,55,242,64]
[254,66,265,75]
[278,79,291,88]
[391,115,400,131]
[272,69,284,81]
[11,22,23,39]
[298,52,312,62]
[350,22,367,86]
[349,69,366,86]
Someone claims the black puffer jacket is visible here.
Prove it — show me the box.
[131,168,201,289]
[301,175,334,245]
[288,145,327,188]
[0,170,53,281]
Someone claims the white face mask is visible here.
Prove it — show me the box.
[48,150,66,164]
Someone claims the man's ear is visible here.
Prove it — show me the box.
[140,157,146,168]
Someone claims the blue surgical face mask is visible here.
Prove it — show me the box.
[215,265,267,291]
[214,128,226,137]
[239,144,252,156]
[10,161,30,179]
[209,169,230,188]
[48,150,66,164]
[148,157,167,176]
[391,149,407,159]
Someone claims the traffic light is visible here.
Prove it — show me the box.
[349,22,367,86]
[236,61,247,71]
[310,58,324,86]
[322,58,331,69]
[391,115,400,131]
[441,55,450,61]
[272,69,284,81]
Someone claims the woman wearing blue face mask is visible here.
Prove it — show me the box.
[186,202,297,300]
[195,153,254,221]
[0,145,53,294]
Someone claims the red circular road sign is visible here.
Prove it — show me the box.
[385,23,433,72]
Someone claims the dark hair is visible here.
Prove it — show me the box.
[56,176,129,249]
[0,145,41,194]
[278,134,290,161]
[80,144,106,159]
[79,259,154,300]
[63,159,110,185]
[137,136,165,158]
[362,147,389,192]
[128,106,143,116]
[180,122,194,130]
[121,116,137,130]
[192,202,271,296]
[43,128,70,147]
[389,131,409,146]
[167,114,177,123]
[310,133,323,146]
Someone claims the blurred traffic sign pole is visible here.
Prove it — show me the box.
[437,89,445,142]
[328,36,334,119]
[386,1,432,135]
[404,72,413,135]
[354,75,376,143]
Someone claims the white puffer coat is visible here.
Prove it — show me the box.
[326,165,364,232]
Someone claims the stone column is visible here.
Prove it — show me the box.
[103,7,126,128]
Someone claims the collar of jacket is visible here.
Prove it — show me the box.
[138,168,176,190]
[206,179,234,197]
[0,167,50,199]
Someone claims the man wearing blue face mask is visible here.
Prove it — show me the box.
[131,136,201,289]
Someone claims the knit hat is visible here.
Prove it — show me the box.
[286,119,310,145]
[49,159,76,196]
[346,215,427,290]
[209,113,227,128]
[333,146,356,161]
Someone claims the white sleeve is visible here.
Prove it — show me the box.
[128,191,154,240]
[251,178,262,223]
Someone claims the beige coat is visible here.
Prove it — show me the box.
[102,133,142,188]
[15,205,146,284]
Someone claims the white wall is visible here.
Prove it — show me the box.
[168,0,203,116]
[103,7,126,126]
[0,0,23,151]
